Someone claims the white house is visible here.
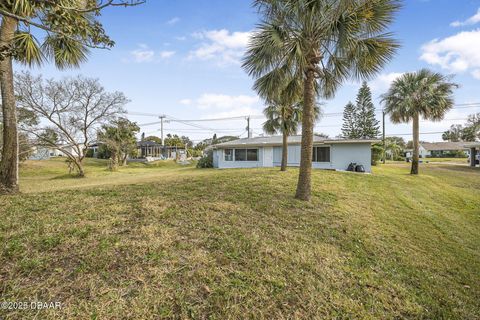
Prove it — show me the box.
[211,135,377,172]
[405,141,469,159]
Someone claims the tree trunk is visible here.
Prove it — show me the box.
[295,68,315,201]
[109,150,119,171]
[0,17,19,194]
[281,131,288,171]
[411,114,419,175]
[76,161,85,177]
[122,153,128,166]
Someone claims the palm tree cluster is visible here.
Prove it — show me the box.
[243,0,400,200]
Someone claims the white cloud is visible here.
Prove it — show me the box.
[420,29,480,79]
[369,72,405,93]
[450,8,480,27]
[166,17,180,25]
[189,29,252,65]
[180,93,261,119]
[195,93,259,110]
[472,69,480,80]
[175,36,186,41]
[128,45,175,63]
[130,44,155,63]
[159,51,175,59]
[179,99,192,105]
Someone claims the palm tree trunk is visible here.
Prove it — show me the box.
[0,17,19,194]
[281,131,288,171]
[295,68,315,201]
[411,114,420,175]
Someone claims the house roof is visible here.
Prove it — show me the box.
[420,141,470,151]
[464,142,480,148]
[212,135,379,148]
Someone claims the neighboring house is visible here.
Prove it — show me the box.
[211,135,377,172]
[405,141,469,158]
[29,145,82,160]
[136,141,186,160]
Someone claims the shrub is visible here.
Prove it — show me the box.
[196,150,213,168]
[371,144,383,165]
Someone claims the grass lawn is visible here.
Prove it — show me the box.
[1,158,479,319]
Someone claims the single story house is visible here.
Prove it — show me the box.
[136,141,186,160]
[211,135,378,172]
[405,141,469,158]
[29,144,82,160]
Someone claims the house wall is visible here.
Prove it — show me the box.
[215,143,372,172]
[214,147,265,168]
[273,143,371,172]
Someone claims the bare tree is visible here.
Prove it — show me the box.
[15,72,128,176]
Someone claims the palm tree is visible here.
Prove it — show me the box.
[385,140,402,160]
[263,102,320,171]
[263,104,301,171]
[382,69,458,174]
[243,0,400,201]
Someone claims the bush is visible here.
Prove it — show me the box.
[371,144,383,165]
[196,150,213,168]
[85,148,95,158]
[96,144,111,159]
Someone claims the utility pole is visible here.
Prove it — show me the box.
[382,109,386,164]
[159,115,166,146]
[246,116,251,138]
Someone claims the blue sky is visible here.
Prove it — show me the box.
[22,0,480,142]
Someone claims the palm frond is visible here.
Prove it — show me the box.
[42,35,89,69]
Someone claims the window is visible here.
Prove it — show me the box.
[235,149,247,161]
[312,146,330,162]
[233,148,258,161]
[224,149,233,161]
[247,149,258,161]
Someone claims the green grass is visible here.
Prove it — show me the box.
[1,159,479,319]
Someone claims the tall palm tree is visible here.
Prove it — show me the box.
[243,0,400,201]
[382,69,458,174]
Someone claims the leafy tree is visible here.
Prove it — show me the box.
[164,134,184,147]
[144,135,162,144]
[384,137,405,160]
[441,115,479,142]
[98,118,139,170]
[442,124,463,142]
[16,72,128,176]
[181,136,194,149]
[0,0,142,194]
[382,69,458,174]
[341,102,358,139]
[243,0,399,200]
[355,82,380,138]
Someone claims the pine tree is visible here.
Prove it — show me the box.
[355,82,380,139]
[341,102,358,138]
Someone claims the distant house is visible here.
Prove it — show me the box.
[29,144,82,160]
[211,135,378,172]
[136,141,186,160]
[405,141,469,158]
